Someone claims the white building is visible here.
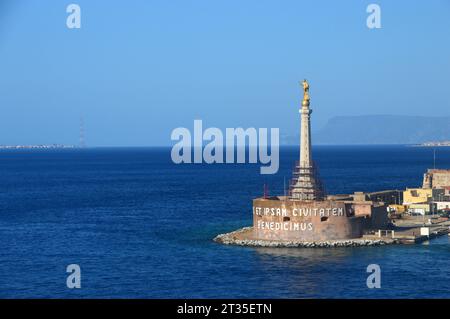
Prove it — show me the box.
[434,201,450,211]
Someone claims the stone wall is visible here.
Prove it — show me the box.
[423,169,450,189]
[353,201,389,230]
[253,198,365,241]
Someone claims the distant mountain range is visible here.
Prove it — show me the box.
[281,115,450,145]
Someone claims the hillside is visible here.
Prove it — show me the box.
[312,115,450,145]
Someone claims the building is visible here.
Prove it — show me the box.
[429,187,450,214]
[358,190,403,205]
[253,198,365,241]
[422,169,450,189]
[407,203,432,215]
[252,81,388,242]
[435,201,450,211]
[403,188,432,205]
[388,204,406,213]
[432,187,450,202]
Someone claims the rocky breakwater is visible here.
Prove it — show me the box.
[214,227,397,248]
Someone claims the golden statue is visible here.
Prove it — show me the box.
[301,79,310,106]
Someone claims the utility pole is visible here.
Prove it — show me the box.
[433,148,436,169]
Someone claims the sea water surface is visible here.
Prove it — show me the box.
[0,145,449,298]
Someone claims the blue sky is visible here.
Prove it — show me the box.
[0,0,449,146]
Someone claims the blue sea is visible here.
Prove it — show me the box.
[0,145,449,298]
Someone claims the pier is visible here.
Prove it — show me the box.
[363,216,450,244]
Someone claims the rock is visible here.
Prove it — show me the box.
[214,227,396,248]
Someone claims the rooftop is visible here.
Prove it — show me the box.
[426,169,450,173]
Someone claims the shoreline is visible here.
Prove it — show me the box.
[213,227,398,248]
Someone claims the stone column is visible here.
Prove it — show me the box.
[299,101,312,168]
[289,80,323,201]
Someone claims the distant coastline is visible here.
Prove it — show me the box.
[298,115,450,145]
[0,144,76,149]
[414,141,450,147]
